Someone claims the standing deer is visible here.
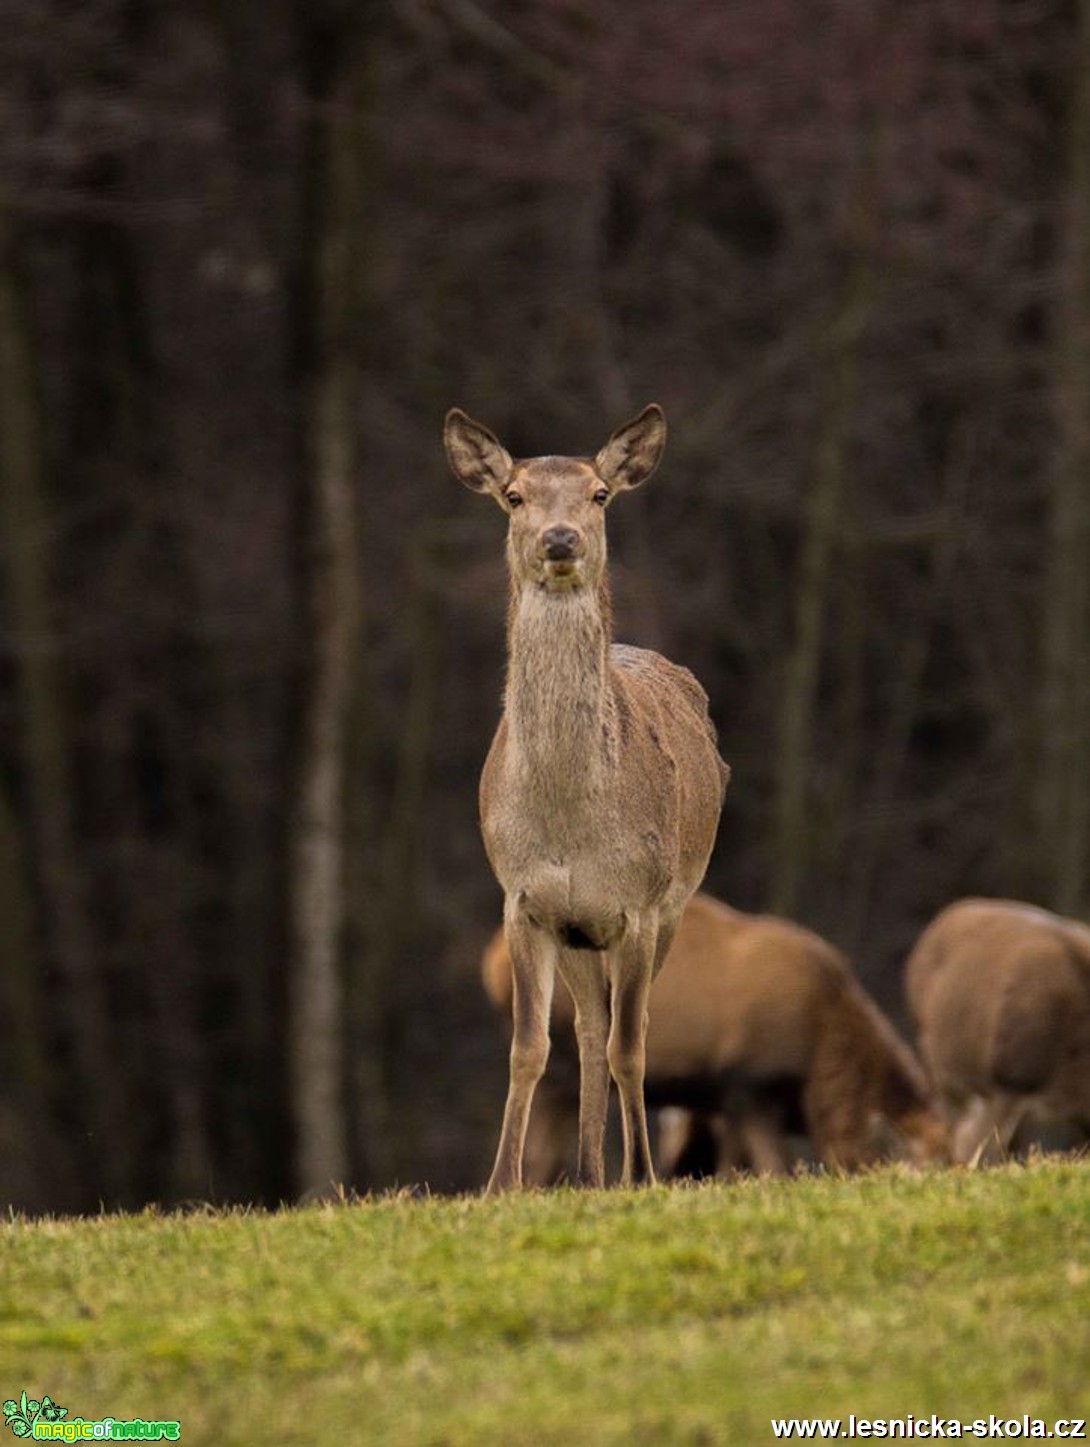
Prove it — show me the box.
[446,404,728,1192]
[905,897,1090,1163]
[482,891,949,1179]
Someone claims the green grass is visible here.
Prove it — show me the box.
[2,1160,1089,1444]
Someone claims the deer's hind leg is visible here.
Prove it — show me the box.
[734,1101,792,1176]
[556,948,610,1188]
[485,915,556,1194]
[523,1085,578,1186]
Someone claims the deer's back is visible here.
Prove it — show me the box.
[906,898,1090,1106]
[608,645,727,901]
[646,895,845,1078]
[606,642,727,799]
[609,643,729,797]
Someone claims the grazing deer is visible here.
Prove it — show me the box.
[481,891,949,1179]
[447,404,728,1192]
[905,897,1090,1163]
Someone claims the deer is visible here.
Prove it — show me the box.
[446,404,729,1192]
[904,897,1090,1163]
[481,891,949,1180]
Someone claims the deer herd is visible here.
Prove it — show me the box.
[446,404,1090,1191]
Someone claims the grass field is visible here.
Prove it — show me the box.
[2,1159,1089,1444]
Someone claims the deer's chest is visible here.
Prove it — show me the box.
[479,765,673,916]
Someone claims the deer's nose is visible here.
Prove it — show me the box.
[542,526,580,561]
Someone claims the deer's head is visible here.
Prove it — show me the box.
[444,405,667,594]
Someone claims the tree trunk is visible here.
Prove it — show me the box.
[287,17,367,1198]
[842,438,972,946]
[0,203,128,1202]
[771,272,870,917]
[347,534,442,1186]
[0,779,53,1212]
[1040,0,1090,918]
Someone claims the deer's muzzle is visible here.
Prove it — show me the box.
[542,526,581,561]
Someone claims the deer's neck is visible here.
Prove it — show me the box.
[865,1003,931,1119]
[504,578,615,786]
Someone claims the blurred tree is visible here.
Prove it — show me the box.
[771,265,871,917]
[0,774,49,1212]
[1041,0,1090,918]
[0,200,129,1201]
[286,0,373,1198]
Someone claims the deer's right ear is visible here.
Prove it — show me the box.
[444,409,513,500]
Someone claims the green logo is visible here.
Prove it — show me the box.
[3,1394,180,1441]
[3,1396,66,1439]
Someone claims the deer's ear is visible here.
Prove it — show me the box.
[444,409,513,499]
[594,404,666,492]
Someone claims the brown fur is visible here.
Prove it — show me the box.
[482,892,949,1179]
[905,897,1090,1162]
[448,405,728,1191]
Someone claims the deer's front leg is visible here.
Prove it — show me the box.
[557,949,610,1188]
[607,919,658,1187]
[952,1091,1027,1166]
[486,917,555,1194]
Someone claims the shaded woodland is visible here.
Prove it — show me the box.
[0,0,1088,1210]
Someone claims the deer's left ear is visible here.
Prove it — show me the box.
[594,404,667,492]
[444,409,513,502]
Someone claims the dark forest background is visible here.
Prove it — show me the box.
[1,0,1088,1211]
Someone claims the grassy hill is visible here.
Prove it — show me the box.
[2,1160,1089,1444]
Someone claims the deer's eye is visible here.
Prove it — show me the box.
[593,488,610,506]
[505,490,523,508]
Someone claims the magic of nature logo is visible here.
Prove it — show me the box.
[3,1393,180,1441]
